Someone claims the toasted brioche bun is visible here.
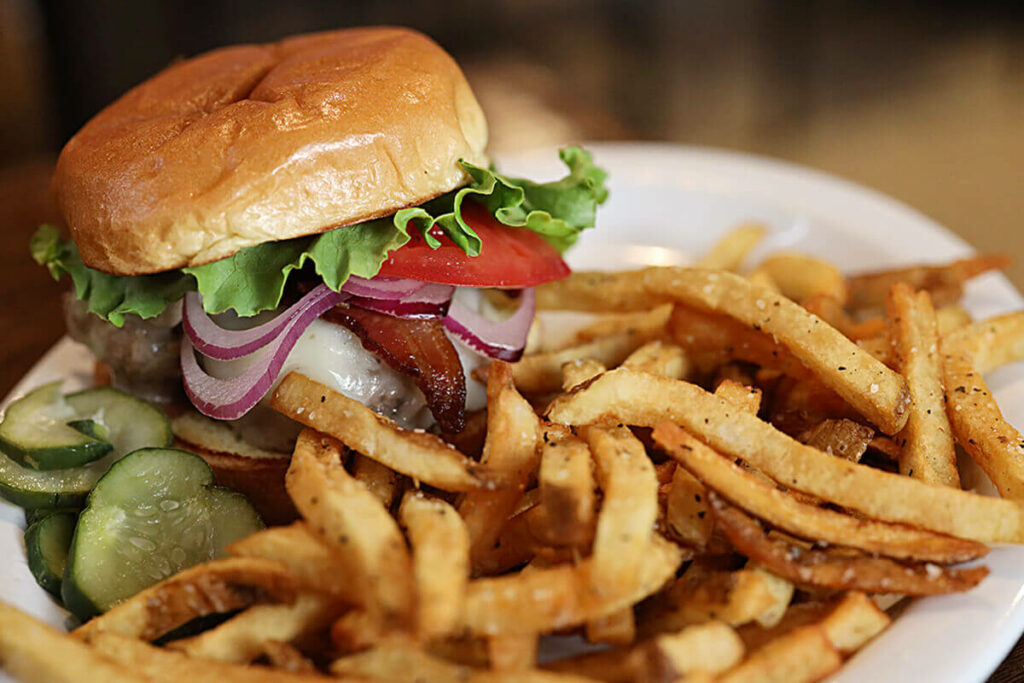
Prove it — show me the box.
[171,410,297,526]
[54,27,488,276]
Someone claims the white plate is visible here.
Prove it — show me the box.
[2,142,1022,682]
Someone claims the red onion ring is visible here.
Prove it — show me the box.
[340,274,425,299]
[183,285,348,360]
[180,286,347,419]
[349,283,455,319]
[443,288,535,362]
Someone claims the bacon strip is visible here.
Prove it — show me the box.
[324,305,467,433]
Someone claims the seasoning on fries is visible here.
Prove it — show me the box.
[3,231,1022,683]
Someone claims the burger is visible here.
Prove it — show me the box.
[31,27,607,521]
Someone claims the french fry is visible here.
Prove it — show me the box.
[460,362,541,567]
[585,608,636,647]
[817,591,890,654]
[271,373,486,491]
[399,491,470,639]
[570,304,674,345]
[801,294,884,340]
[664,466,713,549]
[168,592,340,664]
[513,330,662,395]
[535,427,596,548]
[746,567,794,629]
[697,223,767,271]
[717,625,841,683]
[228,523,360,603]
[640,564,792,638]
[943,312,1024,500]
[547,370,1024,543]
[745,267,781,293]
[714,379,762,415]
[659,428,987,563]
[87,633,326,683]
[0,601,143,683]
[462,535,683,636]
[709,493,989,595]
[487,634,538,671]
[543,268,911,433]
[936,303,972,335]
[585,425,658,596]
[333,644,595,682]
[754,252,848,305]
[799,418,874,463]
[886,283,960,486]
[846,254,1010,311]
[621,340,690,379]
[257,640,317,674]
[286,429,414,629]
[352,453,400,508]
[73,558,296,642]
[637,620,745,681]
[561,358,607,392]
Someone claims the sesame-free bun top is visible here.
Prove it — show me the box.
[53,27,489,275]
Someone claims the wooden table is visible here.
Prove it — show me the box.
[2,159,1023,681]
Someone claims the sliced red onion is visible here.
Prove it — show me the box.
[183,285,348,360]
[180,287,347,419]
[350,283,455,319]
[444,288,535,362]
[340,274,425,300]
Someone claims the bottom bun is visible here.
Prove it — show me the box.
[170,410,297,526]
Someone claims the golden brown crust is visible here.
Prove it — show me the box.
[54,27,488,275]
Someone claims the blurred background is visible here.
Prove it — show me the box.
[1,0,1023,392]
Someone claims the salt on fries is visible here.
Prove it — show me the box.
[2,232,1021,683]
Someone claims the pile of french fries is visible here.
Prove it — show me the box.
[3,225,1024,683]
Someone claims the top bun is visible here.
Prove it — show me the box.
[53,27,489,276]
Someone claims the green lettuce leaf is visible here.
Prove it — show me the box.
[32,146,607,326]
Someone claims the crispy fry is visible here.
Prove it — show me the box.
[87,633,328,683]
[709,493,989,595]
[714,379,762,415]
[487,634,538,671]
[0,601,143,683]
[536,427,596,548]
[639,564,792,638]
[717,625,841,683]
[332,643,591,682]
[463,535,683,636]
[541,268,910,433]
[561,358,607,391]
[272,373,486,491]
[168,592,340,663]
[73,558,296,642]
[460,362,541,567]
[585,425,658,595]
[943,312,1024,500]
[352,453,400,508]
[286,429,413,629]
[697,223,767,271]
[755,253,847,305]
[570,304,675,345]
[664,466,713,549]
[399,491,470,639]
[513,329,662,394]
[228,523,359,603]
[847,254,1010,311]
[585,608,636,647]
[936,303,972,335]
[801,294,884,341]
[658,428,987,563]
[620,340,690,379]
[887,283,960,486]
[638,620,745,681]
[799,418,874,463]
[817,591,890,654]
[547,370,1024,542]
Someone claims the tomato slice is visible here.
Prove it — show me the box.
[377,202,570,288]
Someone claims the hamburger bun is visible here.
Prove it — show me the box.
[54,27,489,276]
